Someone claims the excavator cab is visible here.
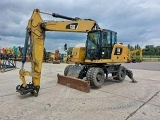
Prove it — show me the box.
[86,29,117,60]
[60,29,137,92]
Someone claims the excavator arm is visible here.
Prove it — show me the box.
[16,9,100,96]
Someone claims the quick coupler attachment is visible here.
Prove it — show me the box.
[16,83,40,97]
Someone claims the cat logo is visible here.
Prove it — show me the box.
[66,23,78,30]
[70,25,76,29]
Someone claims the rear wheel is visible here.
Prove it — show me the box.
[113,66,126,82]
[87,67,105,88]
[64,65,73,76]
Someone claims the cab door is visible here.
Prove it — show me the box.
[101,31,112,59]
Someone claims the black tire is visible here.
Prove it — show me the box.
[116,66,126,81]
[132,59,136,63]
[90,68,105,88]
[64,65,73,76]
[86,67,95,81]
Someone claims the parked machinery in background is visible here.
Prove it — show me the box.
[66,54,75,64]
[0,47,17,72]
[128,48,142,63]
[43,49,61,64]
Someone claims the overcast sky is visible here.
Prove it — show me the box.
[0,0,160,53]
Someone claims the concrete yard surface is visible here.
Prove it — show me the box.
[0,62,160,120]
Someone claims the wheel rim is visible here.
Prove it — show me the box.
[120,70,125,77]
[96,73,103,82]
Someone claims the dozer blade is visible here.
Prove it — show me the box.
[57,74,90,93]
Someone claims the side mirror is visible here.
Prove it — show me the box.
[64,44,67,51]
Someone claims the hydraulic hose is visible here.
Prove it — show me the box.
[21,31,29,65]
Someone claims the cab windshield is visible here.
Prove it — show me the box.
[86,31,100,59]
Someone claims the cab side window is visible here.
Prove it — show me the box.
[114,47,122,55]
[112,32,117,46]
[102,32,110,47]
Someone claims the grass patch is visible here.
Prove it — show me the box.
[142,55,160,62]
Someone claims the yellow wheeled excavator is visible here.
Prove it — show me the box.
[16,9,136,96]
[128,48,142,63]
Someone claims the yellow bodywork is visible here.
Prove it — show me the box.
[128,48,142,62]
[71,47,85,63]
[49,53,55,60]
[71,43,130,64]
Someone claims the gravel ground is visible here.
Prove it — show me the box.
[0,62,160,120]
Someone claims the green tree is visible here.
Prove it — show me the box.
[127,44,134,50]
[128,44,131,49]
[155,46,160,55]
[67,47,74,55]
[136,44,140,49]
[143,45,155,55]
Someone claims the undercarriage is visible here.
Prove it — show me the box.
[57,63,137,92]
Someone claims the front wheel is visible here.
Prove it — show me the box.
[64,65,73,76]
[87,67,105,88]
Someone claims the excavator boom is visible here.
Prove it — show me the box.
[16,9,100,96]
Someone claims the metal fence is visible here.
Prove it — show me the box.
[142,55,160,62]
